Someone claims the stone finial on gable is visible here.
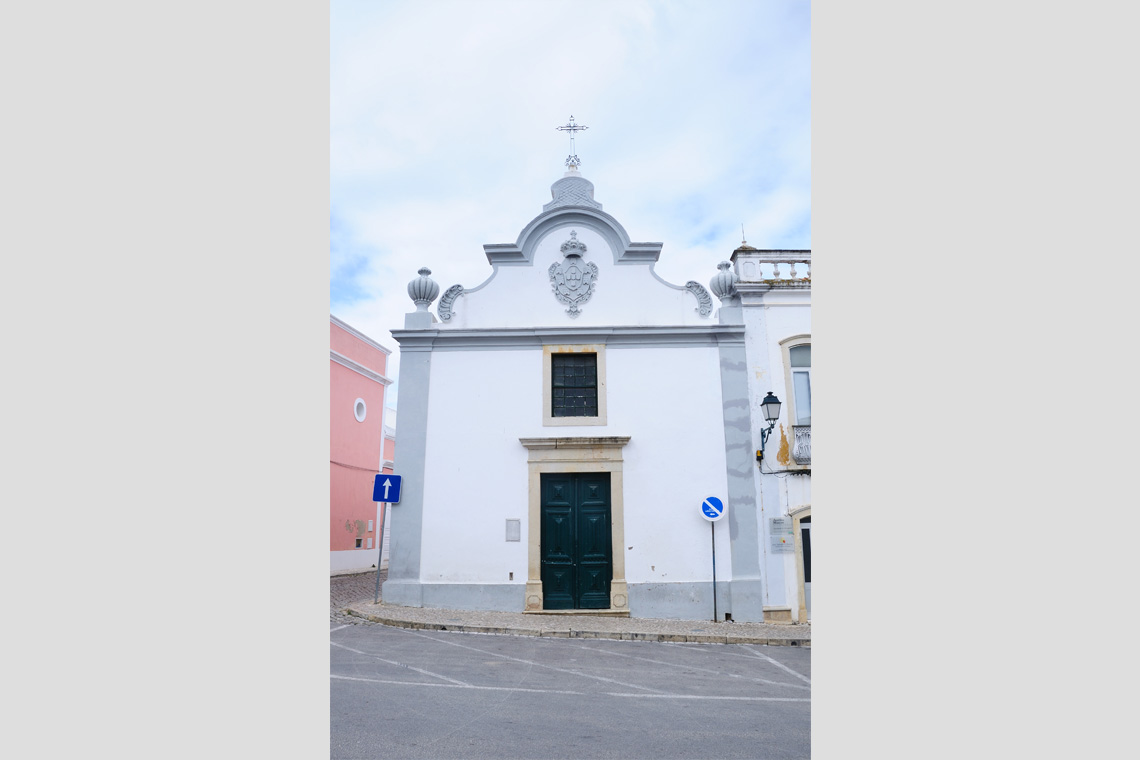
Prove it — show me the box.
[709,261,739,302]
[408,267,440,311]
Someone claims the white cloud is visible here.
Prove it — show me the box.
[331,0,810,414]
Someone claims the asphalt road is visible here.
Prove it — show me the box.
[331,616,811,759]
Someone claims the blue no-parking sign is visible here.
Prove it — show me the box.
[373,474,402,504]
[701,496,726,522]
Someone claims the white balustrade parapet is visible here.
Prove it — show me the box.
[731,248,811,288]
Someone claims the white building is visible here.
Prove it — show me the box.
[382,164,810,623]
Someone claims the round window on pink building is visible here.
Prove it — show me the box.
[354,398,367,422]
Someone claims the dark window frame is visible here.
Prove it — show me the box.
[551,352,599,418]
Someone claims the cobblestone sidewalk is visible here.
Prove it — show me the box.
[330,569,386,626]
[333,568,810,646]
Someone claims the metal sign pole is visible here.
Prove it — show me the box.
[700,496,725,622]
[371,474,403,604]
[373,541,383,604]
[711,520,718,622]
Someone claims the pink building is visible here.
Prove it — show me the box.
[330,315,394,575]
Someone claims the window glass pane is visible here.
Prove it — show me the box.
[790,344,811,367]
[793,371,811,425]
[552,353,598,417]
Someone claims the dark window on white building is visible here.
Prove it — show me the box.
[551,353,598,417]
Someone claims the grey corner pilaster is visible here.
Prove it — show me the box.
[718,303,743,326]
[380,330,435,608]
[716,327,765,622]
[404,311,437,329]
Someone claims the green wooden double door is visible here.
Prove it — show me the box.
[540,473,612,610]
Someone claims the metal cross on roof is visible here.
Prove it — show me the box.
[556,115,589,169]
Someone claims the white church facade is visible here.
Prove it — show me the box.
[382,164,811,624]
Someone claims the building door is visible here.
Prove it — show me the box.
[540,472,612,610]
[800,516,811,621]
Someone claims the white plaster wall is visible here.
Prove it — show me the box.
[331,549,380,575]
[740,292,811,611]
[417,344,732,587]
[783,472,812,510]
[606,346,733,585]
[741,298,811,442]
[419,349,537,583]
[440,225,710,329]
[775,473,812,611]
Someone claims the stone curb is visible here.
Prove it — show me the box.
[344,607,810,647]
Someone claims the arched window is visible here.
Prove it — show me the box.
[780,336,811,466]
[789,344,811,425]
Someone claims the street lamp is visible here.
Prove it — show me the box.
[756,392,782,462]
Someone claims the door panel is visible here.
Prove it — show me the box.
[540,475,576,609]
[541,473,612,610]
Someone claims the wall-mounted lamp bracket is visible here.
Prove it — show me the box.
[756,391,781,464]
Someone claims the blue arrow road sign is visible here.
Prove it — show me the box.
[373,474,402,504]
[701,496,725,522]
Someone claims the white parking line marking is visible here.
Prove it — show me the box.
[330,624,350,633]
[331,674,585,695]
[396,628,667,694]
[559,641,810,690]
[604,693,810,702]
[330,675,809,702]
[743,646,811,684]
[331,641,471,686]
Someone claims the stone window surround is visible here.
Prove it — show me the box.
[789,504,811,624]
[779,334,811,470]
[519,436,630,613]
[542,344,607,426]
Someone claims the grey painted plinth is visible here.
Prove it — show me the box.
[629,580,765,622]
[726,578,766,622]
[380,579,423,608]
[421,583,524,613]
[381,582,524,613]
[629,582,726,621]
[383,580,767,622]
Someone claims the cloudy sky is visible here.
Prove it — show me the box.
[331,0,810,412]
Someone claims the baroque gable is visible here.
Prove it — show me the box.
[421,170,716,329]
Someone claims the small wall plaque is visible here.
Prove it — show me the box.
[770,517,795,553]
[506,519,521,542]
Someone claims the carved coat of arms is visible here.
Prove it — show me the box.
[548,230,598,317]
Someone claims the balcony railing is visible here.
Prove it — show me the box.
[731,249,811,286]
[792,425,811,465]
